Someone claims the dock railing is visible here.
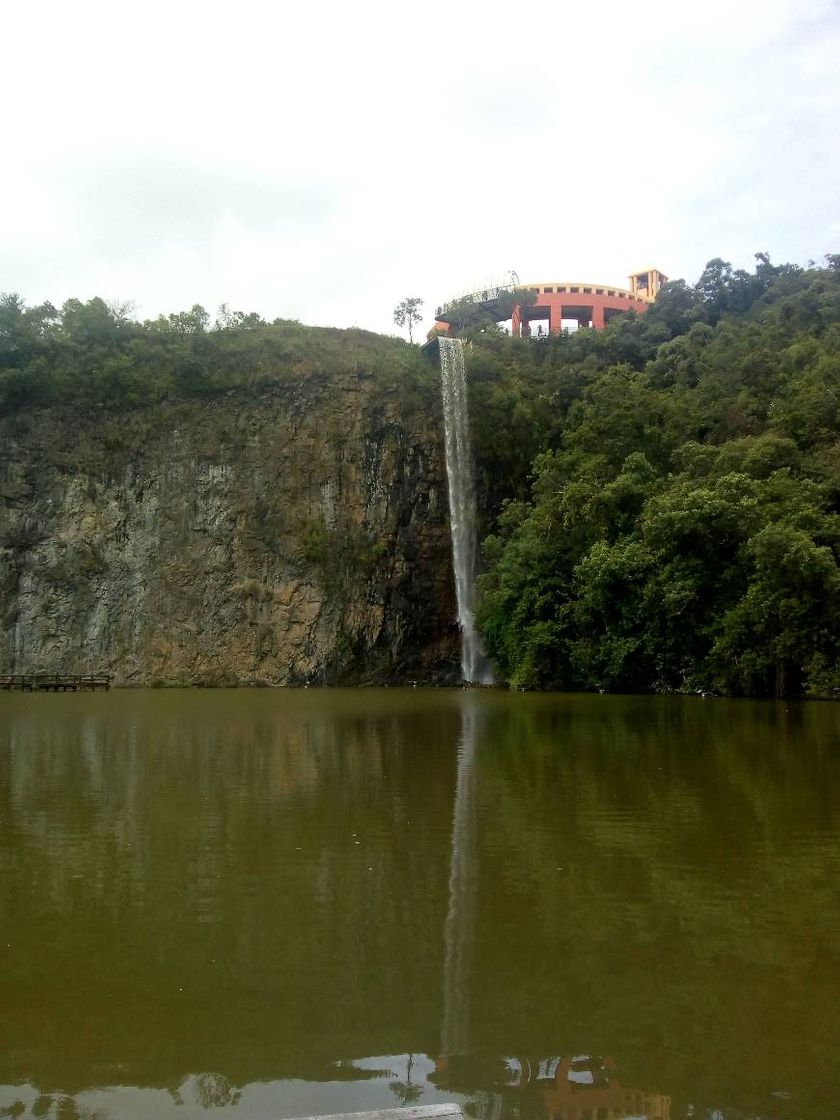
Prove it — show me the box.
[0,673,112,692]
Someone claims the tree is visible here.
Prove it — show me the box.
[437,286,537,336]
[711,524,840,697]
[393,297,423,343]
[0,292,27,367]
[389,1054,423,1105]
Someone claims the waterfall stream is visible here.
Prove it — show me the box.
[438,337,493,684]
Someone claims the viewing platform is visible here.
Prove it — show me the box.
[0,673,112,692]
[434,266,667,337]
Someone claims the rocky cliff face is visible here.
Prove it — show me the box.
[0,366,459,684]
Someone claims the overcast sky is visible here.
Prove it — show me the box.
[2,0,838,337]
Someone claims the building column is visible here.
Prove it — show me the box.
[592,304,605,329]
[549,299,563,335]
[511,303,522,337]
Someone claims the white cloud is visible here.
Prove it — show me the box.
[1,0,837,335]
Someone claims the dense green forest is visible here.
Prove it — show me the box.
[3,256,839,697]
[470,255,840,698]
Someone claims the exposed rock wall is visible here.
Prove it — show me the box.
[0,368,459,684]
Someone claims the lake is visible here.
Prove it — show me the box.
[1,689,838,1120]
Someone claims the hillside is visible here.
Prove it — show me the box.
[3,256,839,696]
[471,255,840,697]
[0,305,457,684]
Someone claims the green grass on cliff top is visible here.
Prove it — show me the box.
[0,298,433,414]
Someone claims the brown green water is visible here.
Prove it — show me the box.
[1,689,839,1120]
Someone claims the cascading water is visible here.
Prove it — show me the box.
[438,337,493,684]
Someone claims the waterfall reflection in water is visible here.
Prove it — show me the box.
[1,689,839,1120]
[441,700,479,1055]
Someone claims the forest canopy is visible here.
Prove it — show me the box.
[0,296,428,413]
[471,255,840,698]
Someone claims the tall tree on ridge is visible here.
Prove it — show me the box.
[393,297,424,344]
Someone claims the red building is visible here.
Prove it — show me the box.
[435,267,667,337]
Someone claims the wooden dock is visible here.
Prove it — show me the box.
[0,673,111,692]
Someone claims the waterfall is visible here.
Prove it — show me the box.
[438,337,493,684]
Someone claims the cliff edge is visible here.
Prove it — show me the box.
[0,327,458,685]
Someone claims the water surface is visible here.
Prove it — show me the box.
[1,689,838,1119]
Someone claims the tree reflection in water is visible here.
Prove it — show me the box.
[1,689,838,1119]
[0,1055,672,1120]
